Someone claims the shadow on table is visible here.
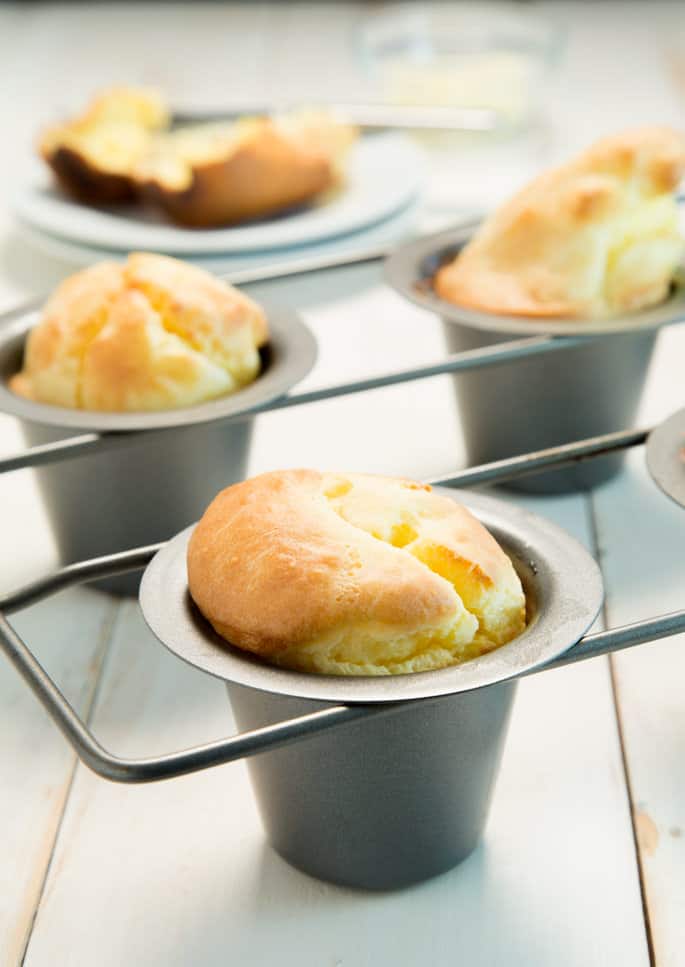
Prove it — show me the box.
[135,837,574,966]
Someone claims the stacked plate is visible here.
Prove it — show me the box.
[13,133,425,274]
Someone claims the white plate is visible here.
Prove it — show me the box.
[14,196,423,275]
[13,134,424,256]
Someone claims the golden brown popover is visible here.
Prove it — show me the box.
[10,253,268,411]
[435,126,685,319]
[136,112,357,227]
[187,470,526,676]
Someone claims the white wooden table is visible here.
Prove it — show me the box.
[0,4,684,965]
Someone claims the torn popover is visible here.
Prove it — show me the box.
[435,126,685,319]
[187,470,527,676]
[9,253,268,411]
[39,86,169,204]
[136,111,357,227]
[39,87,357,226]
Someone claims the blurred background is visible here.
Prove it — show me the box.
[2,1,685,303]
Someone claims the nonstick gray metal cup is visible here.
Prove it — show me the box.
[385,225,685,494]
[0,307,317,594]
[141,489,603,889]
[226,678,516,889]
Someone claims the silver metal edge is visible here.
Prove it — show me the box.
[645,406,685,509]
[173,103,499,132]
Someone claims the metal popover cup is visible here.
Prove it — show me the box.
[140,489,603,890]
[385,224,685,493]
[0,307,317,595]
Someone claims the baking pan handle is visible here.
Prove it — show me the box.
[1,545,684,785]
[536,608,685,674]
[0,417,650,484]
[0,606,376,783]
[0,334,585,473]
[0,544,164,612]
[0,541,384,783]
[430,426,649,489]
[263,334,584,413]
[0,430,146,473]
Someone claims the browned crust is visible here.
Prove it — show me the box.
[42,144,138,205]
[9,253,268,411]
[187,469,525,666]
[434,125,685,319]
[138,128,335,228]
[7,373,32,399]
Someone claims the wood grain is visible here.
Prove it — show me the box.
[594,449,685,967]
[0,591,118,966]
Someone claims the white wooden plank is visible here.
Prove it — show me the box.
[247,273,465,481]
[0,590,119,966]
[0,12,124,961]
[593,452,685,967]
[586,27,685,942]
[22,495,649,967]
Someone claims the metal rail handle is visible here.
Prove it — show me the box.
[1,428,683,785]
[0,333,586,473]
[173,103,499,132]
[433,426,650,487]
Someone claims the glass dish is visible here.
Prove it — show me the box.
[357,2,563,130]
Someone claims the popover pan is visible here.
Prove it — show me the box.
[140,488,603,889]
[5,484,684,888]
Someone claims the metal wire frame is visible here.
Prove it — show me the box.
[1,428,683,785]
[0,331,586,472]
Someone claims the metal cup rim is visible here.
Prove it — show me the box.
[384,222,685,337]
[646,406,685,509]
[0,304,317,432]
[139,488,604,704]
